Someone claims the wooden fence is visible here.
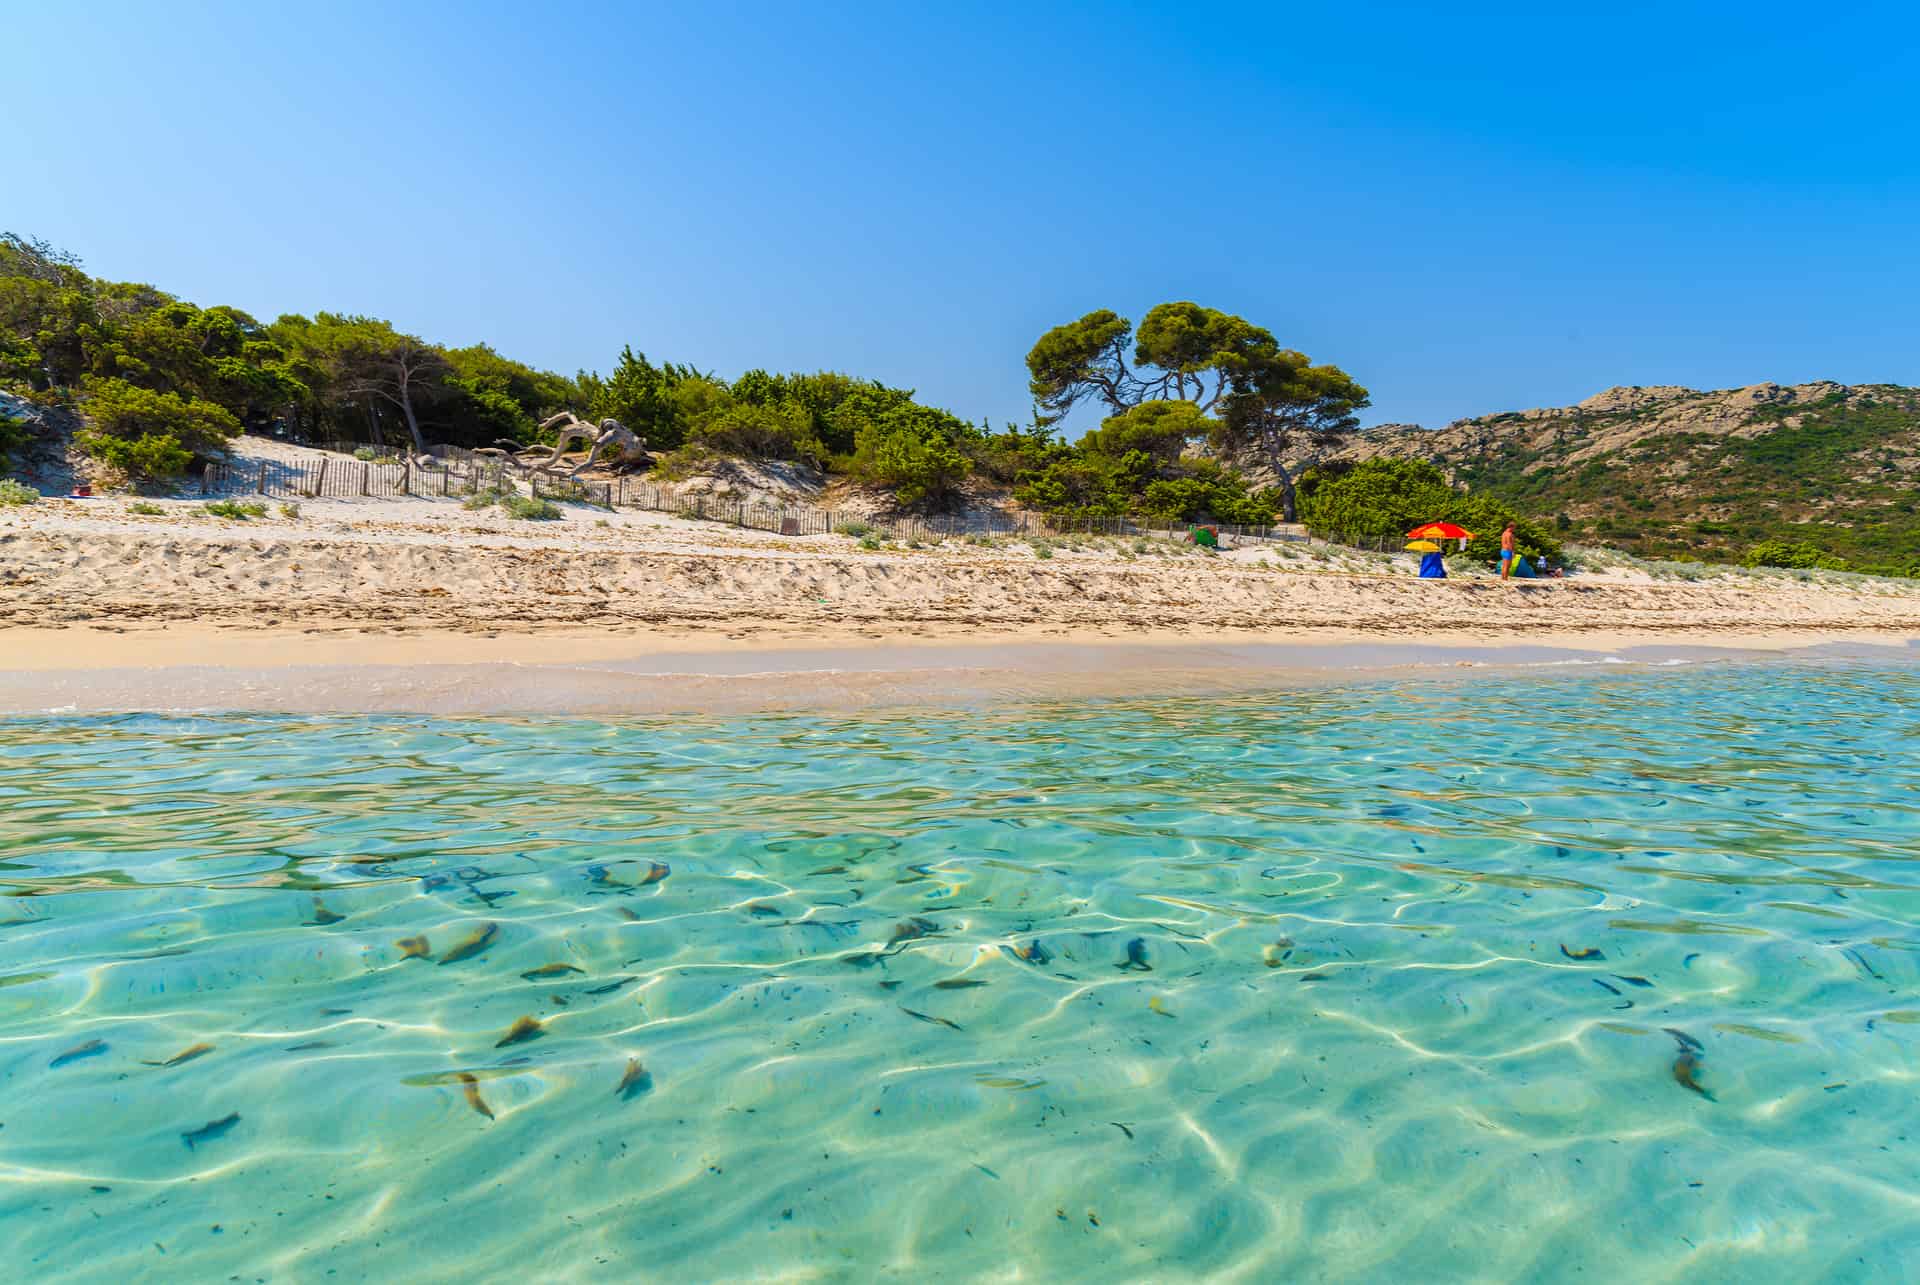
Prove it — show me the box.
[203,444,1319,547]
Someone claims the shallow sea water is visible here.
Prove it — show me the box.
[3,662,1919,1281]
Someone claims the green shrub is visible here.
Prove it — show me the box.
[76,430,194,480]
[836,520,873,537]
[501,495,561,520]
[353,446,378,462]
[80,377,238,459]
[1138,464,1280,525]
[0,478,38,506]
[1294,458,1562,563]
[205,499,267,519]
[1743,539,1847,571]
[846,402,972,508]
[128,500,164,515]
[858,534,882,551]
[463,488,508,510]
[278,502,301,519]
[1296,458,1452,545]
[688,400,824,464]
[1031,540,1054,559]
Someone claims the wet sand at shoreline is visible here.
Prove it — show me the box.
[4,628,1914,715]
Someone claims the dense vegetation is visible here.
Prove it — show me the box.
[9,230,1909,574]
[3,233,1400,528]
[1296,458,1563,563]
[1417,387,1920,577]
[0,232,582,465]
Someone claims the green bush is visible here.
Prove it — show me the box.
[128,500,164,515]
[0,478,38,506]
[278,502,301,519]
[205,499,267,519]
[1296,458,1451,545]
[1295,458,1562,562]
[81,377,238,456]
[1012,456,1129,519]
[1743,539,1847,571]
[835,520,873,537]
[353,446,378,462]
[501,495,561,520]
[858,534,882,550]
[1138,462,1279,525]
[818,387,984,509]
[78,430,194,480]
[463,488,508,510]
[850,412,970,508]
[688,400,823,464]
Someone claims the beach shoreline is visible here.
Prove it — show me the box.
[6,494,1919,712]
[4,625,1913,715]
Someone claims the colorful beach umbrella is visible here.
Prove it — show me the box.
[1406,521,1473,540]
[1404,540,1441,552]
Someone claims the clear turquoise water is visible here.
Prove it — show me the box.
[3,663,1919,1281]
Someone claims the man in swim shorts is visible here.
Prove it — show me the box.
[1499,522,1516,578]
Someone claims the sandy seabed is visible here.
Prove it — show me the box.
[3,493,1917,713]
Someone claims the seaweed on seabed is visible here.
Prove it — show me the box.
[520,963,584,980]
[144,1042,214,1069]
[1666,1028,1714,1100]
[886,917,940,950]
[438,922,499,964]
[1002,939,1051,967]
[615,1058,653,1100]
[495,1015,544,1048]
[181,1112,240,1149]
[458,1073,494,1120]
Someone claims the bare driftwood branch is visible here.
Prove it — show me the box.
[531,413,649,476]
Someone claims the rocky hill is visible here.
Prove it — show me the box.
[1329,381,1920,573]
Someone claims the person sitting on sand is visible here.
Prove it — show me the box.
[1499,522,1517,579]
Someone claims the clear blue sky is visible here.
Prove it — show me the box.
[9,1,1918,431]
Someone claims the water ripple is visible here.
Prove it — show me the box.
[2,662,1918,1278]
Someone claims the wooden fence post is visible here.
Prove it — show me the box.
[360,463,369,496]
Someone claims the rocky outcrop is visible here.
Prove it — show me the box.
[1320,381,1920,569]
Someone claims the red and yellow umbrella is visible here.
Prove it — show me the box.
[1406,521,1474,540]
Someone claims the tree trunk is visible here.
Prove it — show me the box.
[1261,430,1299,523]
[398,386,427,453]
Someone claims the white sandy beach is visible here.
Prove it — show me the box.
[3,491,1917,712]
